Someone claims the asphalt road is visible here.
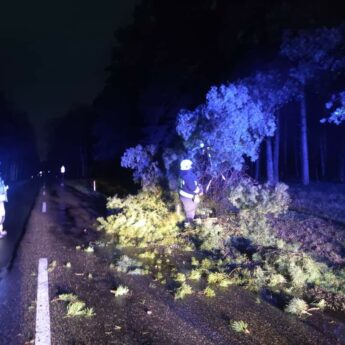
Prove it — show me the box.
[0,179,39,276]
[0,179,39,345]
[0,182,344,345]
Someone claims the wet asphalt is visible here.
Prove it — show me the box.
[0,180,39,274]
[0,179,40,344]
[0,181,344,344]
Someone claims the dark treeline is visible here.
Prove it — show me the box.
[47,105,97,178]
[47,0,345,183]
[0,93,39,181]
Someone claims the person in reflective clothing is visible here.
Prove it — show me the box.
[178,159,202,224]
[0,176,9,238]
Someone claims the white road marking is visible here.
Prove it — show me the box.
[42,202,47,213]
[43,191,46,196]
[35,258,51,345]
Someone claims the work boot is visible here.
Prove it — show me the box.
[184,221,191,228]
[184,218,197,228]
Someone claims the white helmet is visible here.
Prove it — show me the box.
[180,159,193,170]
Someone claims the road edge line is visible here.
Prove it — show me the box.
[35,258,51,345]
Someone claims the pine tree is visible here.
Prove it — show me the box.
[280,26,343,184]
[176,82,276,181]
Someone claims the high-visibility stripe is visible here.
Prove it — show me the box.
[179,190,194,199]
[35,258,51,345]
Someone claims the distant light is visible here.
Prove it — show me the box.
[39,171,43,176]
[60,165,66,174]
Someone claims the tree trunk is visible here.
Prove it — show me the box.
[282,114,288,178]
[300,93,310,185]
[266,137,274,185]
[10,163,17,182]
[255,151,260,181]
[319,132,326,179]
[80,145,87,178]
[339,139,345,183]
[273,114,280,184]
[294,136,299,180]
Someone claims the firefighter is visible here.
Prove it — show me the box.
[178,159,202,224]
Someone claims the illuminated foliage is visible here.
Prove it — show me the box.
[285,298,309,316]
[121,144,162,190]
[113,285,130,297]
[98,189,183,247]
[195,219,225,251]
[230,320,250,334]
[322,91,345,124]
[228,177,290,246]
[174,283,193,300]
[176,83,275,177]
[203,286,216,298]
[244,71,296,116]
[57,294,95,318]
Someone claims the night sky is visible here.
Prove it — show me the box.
[0,0,137,158]
[0,0,344,182]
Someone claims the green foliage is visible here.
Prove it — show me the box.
[272,252,324,290]
[203,286,216,297]
[285,298,309,316]
[66,301,95,318]
[318,270,345,294]
[98,180,344,310]
[195,219,225,251]
[115,255,148,275]
[312,299,327,310]
[138,251,156,260]
[253,266,266,288]
[219,278,233,288]
[229,178,290,246]
[176,82,275,176]
[57,293,95,318]
[189,269,202,281]
[98,189,183,247]
[207,272,228,285]
[57,293,78,302]
[175,283,193,300]
[113,285,130,297]
[121,144,162,190]
[289,265,307,289]
[191,257,200,267]
[267,273,286,289]
[230,320,250,334]
[323,91,345,125]
[200,258,214,270]
[175,273,187,283]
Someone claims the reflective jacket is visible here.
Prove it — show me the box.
[0,178,8,202]
[179,170,200,199]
